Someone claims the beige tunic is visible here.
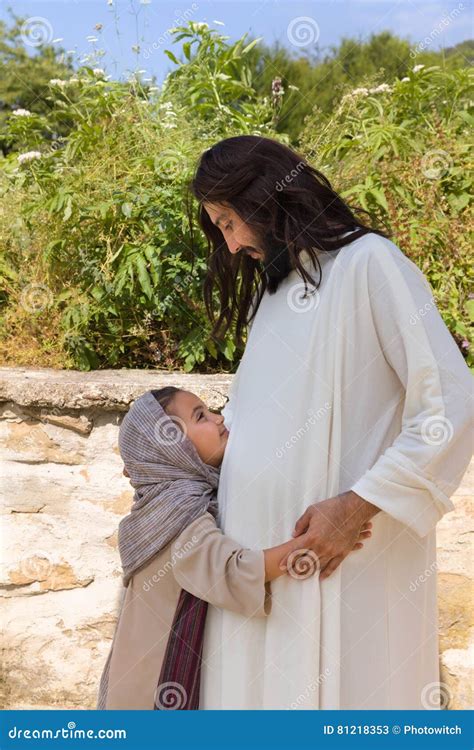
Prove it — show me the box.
[101,512,271,709]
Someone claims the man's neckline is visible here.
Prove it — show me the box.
[297,228,360,266]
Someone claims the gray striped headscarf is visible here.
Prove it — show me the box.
[117,389,220,585]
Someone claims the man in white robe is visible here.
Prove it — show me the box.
[199,228,473,709]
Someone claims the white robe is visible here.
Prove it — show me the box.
[200,231,473,710]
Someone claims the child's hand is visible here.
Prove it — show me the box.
[351,520,373,550]
[281,521,373,579]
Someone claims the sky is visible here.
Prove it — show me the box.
[2,0,472,82]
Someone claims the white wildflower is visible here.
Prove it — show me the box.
[401,77,410,82]
[93,67,105,76]
[50,77,80,87]
[412,64,425,72]
[369,83,392,94]
[12,108,32,117]
[194,22,208,30]
[341,87,369,103]
[18,151,42,164]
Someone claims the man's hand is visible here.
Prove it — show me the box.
[279,491,380,581]
[123,467,130,478]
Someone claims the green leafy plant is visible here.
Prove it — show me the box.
[299,64,473,369]
[0,22,282,370]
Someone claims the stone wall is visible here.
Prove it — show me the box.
[0,367,472,710]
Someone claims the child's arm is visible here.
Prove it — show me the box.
[263,540,313,582]
[171,512,371,619]
[171,512,305,619]
[264,520,372,580]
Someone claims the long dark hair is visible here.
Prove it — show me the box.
[190,135,390,347]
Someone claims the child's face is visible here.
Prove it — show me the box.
[167,390,229,468]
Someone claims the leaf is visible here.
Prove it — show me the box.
[183,354,195,372]
[91,286,104,302]
[63,196,73,221]
[370,187,389,212]
[242,38,261,55]
[121,203,133,218]
[466,299,474,324]
[223,337,236,360]
[449,193,470,212]
[98,202,111,220]
[164,49,180,65]
[206,339,218,358]
[183,41,192,60]
[136,255,153,299]
[458,110,474,127]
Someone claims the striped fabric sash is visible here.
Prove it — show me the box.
[154,588,208,710]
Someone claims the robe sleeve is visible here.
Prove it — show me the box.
[349,239,473,538]
[171,512,272,617]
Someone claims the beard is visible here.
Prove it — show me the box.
[257,230,293,294]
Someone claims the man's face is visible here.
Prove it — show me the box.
[203,202,265,260]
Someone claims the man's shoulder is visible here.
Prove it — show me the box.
[338,231,398,267]
[339,231,431,295]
